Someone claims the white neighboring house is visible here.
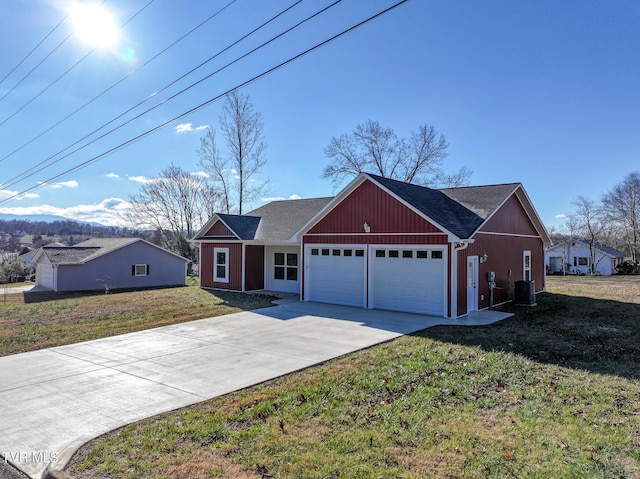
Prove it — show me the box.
[20,242,65,274]
[545,239,627,275]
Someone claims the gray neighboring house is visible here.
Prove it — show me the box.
[33,238,189,292]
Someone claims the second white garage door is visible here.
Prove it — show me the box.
[370,247,446,316]
[305,246,365,307]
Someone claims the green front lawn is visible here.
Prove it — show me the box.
[66,276,640,478]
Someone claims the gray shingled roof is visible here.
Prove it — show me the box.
[248,197,333,241]
[199,198,333,242]
[439,183,520,219]
[40,238,187,265]
[42,247,100,264]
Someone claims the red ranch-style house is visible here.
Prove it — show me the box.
[192,173,551,318]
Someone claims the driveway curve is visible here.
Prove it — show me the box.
[0,298,509,478]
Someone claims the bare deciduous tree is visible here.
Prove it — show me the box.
[125,164,220,260]
[219,91,268,214]
[322,119,471,189]
[602,172,640,272]
[571,196,607,274]
[197,129,233,214]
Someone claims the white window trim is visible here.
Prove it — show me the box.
[274,252,298,282]
[214,247,229,283]
[523,250,531,281]
[134,264,148,276]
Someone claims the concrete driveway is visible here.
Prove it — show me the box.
[0,298,510,479]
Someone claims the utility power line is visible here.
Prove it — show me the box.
[0,12,69,86]
[1,0,311,187]
[0,0,155,127]
[0,0,239,165]
[0,0,409,205]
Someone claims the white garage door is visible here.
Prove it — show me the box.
[36,264,55,290]
[370,247,446,316]
[306,246,365,307]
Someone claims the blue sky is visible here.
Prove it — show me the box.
[0,0,638,228]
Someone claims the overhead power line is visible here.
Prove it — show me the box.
[0,12,69,86]
[0,0,409,206]
[0,0,238,165]
[1,0,310,187]
[0,0,155,127]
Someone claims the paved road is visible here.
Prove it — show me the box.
[0,285,35,295]
[0,298,510,478]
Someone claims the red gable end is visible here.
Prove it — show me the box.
[479,194,539,236]
[205,219,236,237]
[307,179,445,235]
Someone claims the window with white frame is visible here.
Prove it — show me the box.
[214,247,229,283]
[523,250,531,281]
[133,264,149,276]
[574,257,589,267]
[274,252,298,281]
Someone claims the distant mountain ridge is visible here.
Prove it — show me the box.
[0,213,106,227]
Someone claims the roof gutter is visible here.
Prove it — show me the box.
[454,239,474,251]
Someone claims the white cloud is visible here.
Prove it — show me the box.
[106,173,120,179]
[175,123,209,134]
[0,198,131,226]
[192,171,209,178]
[0,188,40,201]
[261,194,304,203]
[50,180,78,189]
[555,213,568,219]
[128,175,149,184]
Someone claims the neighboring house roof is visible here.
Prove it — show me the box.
[35,238,189,265]
[194,197,333,242]
[548,239,627,258]
[41,247,101,265]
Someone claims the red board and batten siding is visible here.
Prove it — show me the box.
[480,194,539,236]
[306,180,444,235]
[200,242,243,290]
[456,193,545,316]
[204,220,236,237]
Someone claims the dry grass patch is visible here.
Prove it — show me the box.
[0,287,275,356]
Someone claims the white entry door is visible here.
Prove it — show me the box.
[467,256,478,312]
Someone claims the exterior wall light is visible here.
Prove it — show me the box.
[363,222,371,233]
[480,253,488,263]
